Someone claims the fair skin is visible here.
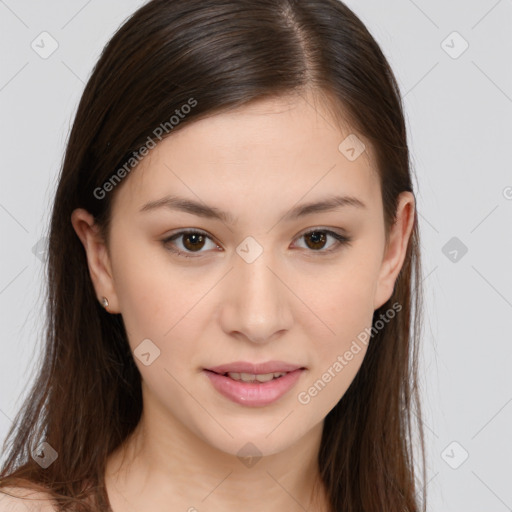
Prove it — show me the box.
[70,91,415,512]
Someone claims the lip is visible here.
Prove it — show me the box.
[206,361,305,375]
[203,365,306,407]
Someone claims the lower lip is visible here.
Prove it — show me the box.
[203,369,305,407]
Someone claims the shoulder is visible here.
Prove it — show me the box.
[0,486,57,511]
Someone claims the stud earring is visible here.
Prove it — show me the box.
[100,296,109,309]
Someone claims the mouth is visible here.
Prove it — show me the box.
[205,360,306,375]
[205,370,292,383]
[202,362,306,407]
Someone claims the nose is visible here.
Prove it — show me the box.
[219,246,294,345]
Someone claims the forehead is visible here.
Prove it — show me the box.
[114,92,380,216]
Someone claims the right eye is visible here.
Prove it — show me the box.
[161,229,221,258]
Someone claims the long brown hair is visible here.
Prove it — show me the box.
[0,1,426,510]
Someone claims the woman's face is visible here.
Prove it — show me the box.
[73,92,414,458]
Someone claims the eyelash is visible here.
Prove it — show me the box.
[161,228,352,259]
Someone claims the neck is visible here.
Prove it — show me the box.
[105,407,330,512]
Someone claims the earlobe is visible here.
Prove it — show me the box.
[70,208,119,313]
[373,192,416,310]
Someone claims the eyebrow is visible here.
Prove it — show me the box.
[139,194,366,224]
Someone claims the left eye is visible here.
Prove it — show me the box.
[294,229,351,252]
[162,228,351,258]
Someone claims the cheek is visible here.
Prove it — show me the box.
[313,259,377,342]
[300,258,377,406]
[110,241,214,373]
[298,298,372,414]
[109,239,181,342]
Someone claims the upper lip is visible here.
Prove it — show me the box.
[205,361,305,375]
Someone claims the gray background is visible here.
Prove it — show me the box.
[1,0,511,510]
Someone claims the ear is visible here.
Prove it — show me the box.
[373,191,416,310]
[70,208,119,314]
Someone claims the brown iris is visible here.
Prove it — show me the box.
[182,233,207,252]
[303,231,327,250]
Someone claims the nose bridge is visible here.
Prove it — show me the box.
[222,237,292,343]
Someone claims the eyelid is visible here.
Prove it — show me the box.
[161,227,352,258]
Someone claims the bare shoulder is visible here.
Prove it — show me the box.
[0,487,57,511]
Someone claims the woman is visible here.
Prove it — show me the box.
[0,0,426,510]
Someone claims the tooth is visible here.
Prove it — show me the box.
[255,373,275,382]
[226,371,288,383]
